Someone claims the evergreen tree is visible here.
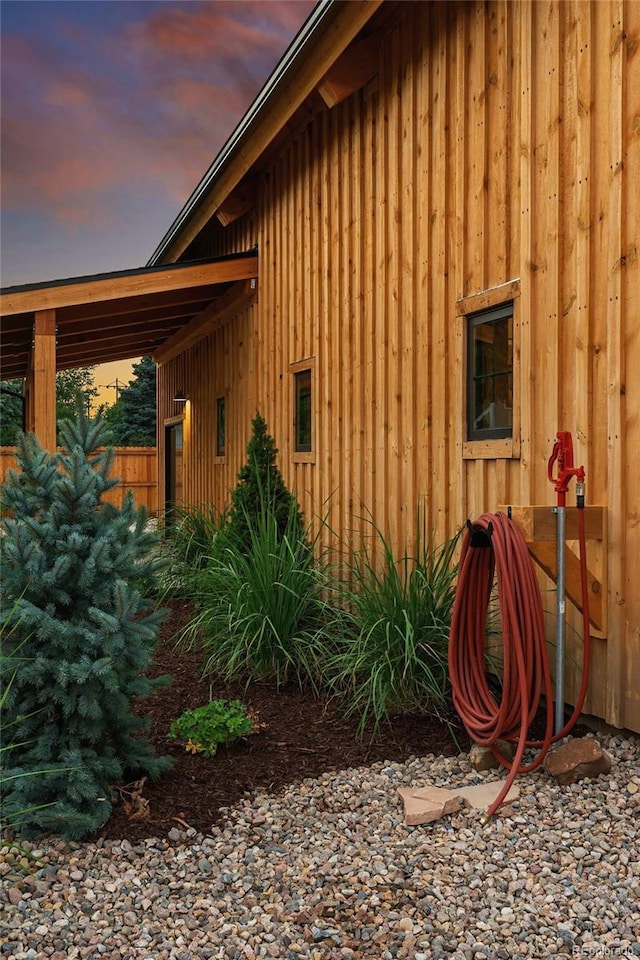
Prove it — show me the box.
[0,381,25,445]
[226,412,307,553]
[106,356,157,446]
[0,416,170,839]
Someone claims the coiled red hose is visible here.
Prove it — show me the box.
[448,510,591,817]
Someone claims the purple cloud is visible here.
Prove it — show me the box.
[1,1,315,235]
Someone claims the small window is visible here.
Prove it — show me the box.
[216,396,226,457]
[467,302,513,441]
[294,368,312,453]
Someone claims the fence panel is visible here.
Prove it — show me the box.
[0,446,158,515]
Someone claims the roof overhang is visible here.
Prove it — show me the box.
[0,251,258,380]
[147,0,382,266]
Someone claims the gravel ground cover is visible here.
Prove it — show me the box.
[1,733,638,960]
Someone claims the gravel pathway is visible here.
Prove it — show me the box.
[2,733,639,960]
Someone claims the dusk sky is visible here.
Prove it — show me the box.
[0,0,315,398]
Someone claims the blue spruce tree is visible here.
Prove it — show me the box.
[0,417,170,839]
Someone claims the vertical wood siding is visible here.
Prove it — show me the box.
[159,0,640,731]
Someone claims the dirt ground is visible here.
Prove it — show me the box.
[100,600,468,841]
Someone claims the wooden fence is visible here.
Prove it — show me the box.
[0,446,158,515]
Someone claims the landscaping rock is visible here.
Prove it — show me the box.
[397,785,463,824]
[456,780,520,810]
[469,740,515,771]
[398,778,519,822]
[545,737,612,785]
[1,733,638,960]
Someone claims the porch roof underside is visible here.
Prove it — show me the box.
[0,251,258,381]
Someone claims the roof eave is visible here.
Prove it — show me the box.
[147,0,381,267]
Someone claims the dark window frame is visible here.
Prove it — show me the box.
[294,368,312,453]
[466,301,514,442]
[215,395,226,458]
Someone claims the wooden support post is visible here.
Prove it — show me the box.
[25,310,57,452]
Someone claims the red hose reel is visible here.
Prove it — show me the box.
[448,433,591,818]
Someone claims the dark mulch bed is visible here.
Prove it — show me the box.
[99,600,468,842]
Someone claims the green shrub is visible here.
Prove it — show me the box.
[181,495,341,689]
[168,700,258,757]
[227,412,307,554]
[326,519,460,735]
[0,417,171,839]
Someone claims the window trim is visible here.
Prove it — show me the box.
[457,280,521,460]
[290,357,315,463]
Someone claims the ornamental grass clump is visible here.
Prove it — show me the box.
[159,502,227,598]
[181,495,341,690]
[327,518,460,735]
[0,417,171,840]
[179,414,339,689]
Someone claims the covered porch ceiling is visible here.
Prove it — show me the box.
[0,250,258,381]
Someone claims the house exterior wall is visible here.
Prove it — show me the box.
[157,0,640,731]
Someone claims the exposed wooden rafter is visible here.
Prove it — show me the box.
[154,280,256,365]
[216,179,257,227]
[317,31,381,108]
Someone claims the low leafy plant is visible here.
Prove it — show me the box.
[180,494,342,689]
[168,700,258,758]
[326,516,461,735]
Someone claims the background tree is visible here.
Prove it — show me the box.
[2,369,99,445]
[0,415,170,839]
[0,380,25,445]
[56,366,98,427]
[105,356,156,446]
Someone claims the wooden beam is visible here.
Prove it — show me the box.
[498,505,604,541]
[57,316,193,349]
[317,31,381,108]
[25,310,57,452]
[157,1,383,263]
[0,256,258,316]
[59,287,217,324]
[154,280,256,365]
[216,179,256,227]
[527,541,604,631]
[60,334,170,366]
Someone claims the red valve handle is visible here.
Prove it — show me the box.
[547,431,585,507]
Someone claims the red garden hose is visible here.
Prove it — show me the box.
[448,509,591,818]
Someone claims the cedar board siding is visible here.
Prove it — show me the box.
[0,446,158,516]
[156,0,640,732]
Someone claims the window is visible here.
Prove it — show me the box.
[216,396,226,457]
[294,368,312,453]
[467,301,513,441]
